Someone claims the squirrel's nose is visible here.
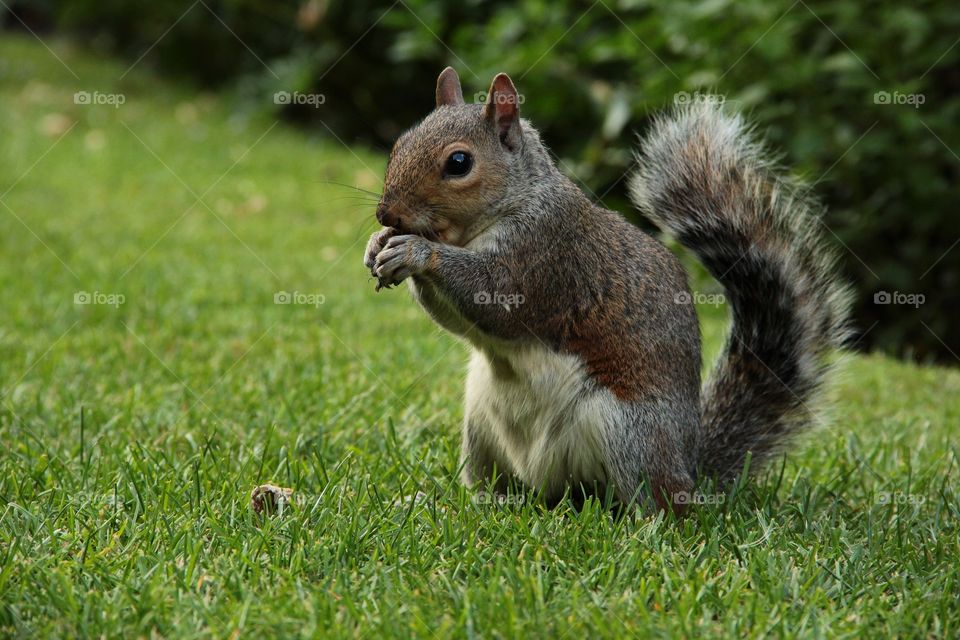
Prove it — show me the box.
[376,202,397,227]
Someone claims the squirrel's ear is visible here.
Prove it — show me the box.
[484,73,521,150]
[435,67,464,107]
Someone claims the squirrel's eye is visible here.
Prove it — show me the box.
[444,151,473,177]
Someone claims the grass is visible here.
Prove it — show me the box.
[1,34,958,638]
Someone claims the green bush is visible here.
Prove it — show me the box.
[11,0,960,361]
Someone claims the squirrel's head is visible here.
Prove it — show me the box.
[376,67,527,246]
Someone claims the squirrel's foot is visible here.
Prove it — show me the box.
[374,234,434,287]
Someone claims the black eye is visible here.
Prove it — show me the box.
[444,151,473,177]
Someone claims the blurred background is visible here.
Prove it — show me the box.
[4,0,958,362]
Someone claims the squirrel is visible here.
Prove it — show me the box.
[363,67,851,514]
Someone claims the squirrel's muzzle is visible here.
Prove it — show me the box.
[376,196,415,230]
[375,202,397,227]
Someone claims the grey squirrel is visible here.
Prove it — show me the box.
[363,67,851,514]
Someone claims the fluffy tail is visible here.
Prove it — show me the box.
[629,101,852,482]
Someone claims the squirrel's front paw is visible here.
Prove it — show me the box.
[374,235,434,288]
[364,227,399,278]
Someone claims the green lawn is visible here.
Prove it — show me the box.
[1,35,958,638]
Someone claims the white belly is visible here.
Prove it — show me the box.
[464,344,618,494]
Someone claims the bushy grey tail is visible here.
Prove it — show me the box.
[629,101,852,482]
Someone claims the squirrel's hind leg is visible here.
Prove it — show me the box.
[604,402,697,516]
[460,417,523,498]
